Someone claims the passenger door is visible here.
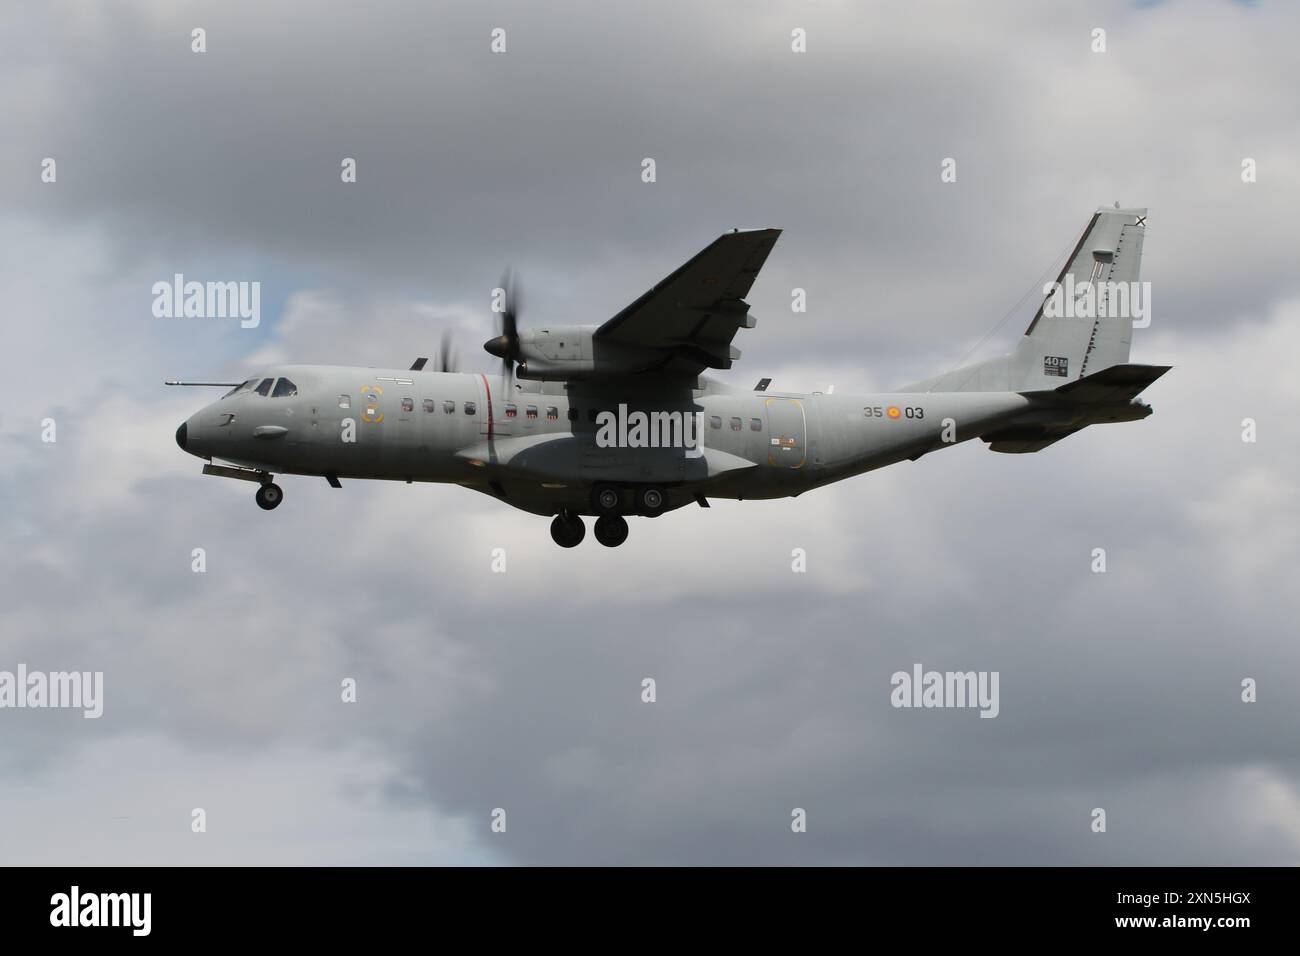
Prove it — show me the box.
[764,398,806,468]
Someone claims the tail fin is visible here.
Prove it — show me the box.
[904,206,1150,393]
[1013,205,1148,389]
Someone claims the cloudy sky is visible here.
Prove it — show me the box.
[2,0,1298,865]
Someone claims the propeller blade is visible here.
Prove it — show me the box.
[437,329,458,373]
[499,268,519,343]
[484,267,522,384]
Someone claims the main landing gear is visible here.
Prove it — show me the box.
[550,512,586,548]
[255,482,284,511]
[555,484,671,548]
[550,512,630,548]
[590,482,667,519]
[593,514,629,548]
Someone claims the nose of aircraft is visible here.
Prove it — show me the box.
[176,411,215,459]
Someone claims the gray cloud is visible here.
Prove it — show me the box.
[1,0,1298,865]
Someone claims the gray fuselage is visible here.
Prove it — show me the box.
[178,364,1033,516]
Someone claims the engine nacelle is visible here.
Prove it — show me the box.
[514,326,659,381]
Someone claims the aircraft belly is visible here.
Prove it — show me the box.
[482,439,686,484]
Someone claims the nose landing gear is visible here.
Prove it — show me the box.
[255,482,284,511]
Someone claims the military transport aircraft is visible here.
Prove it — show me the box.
[172,205,1168,548]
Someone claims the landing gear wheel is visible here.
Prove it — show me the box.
[550,513,586,548]
[256,482,283,511]
[593,514,629,548]
[638,486,667,517]
[591,483,622,515]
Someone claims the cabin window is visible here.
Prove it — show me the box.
[709,416,721,429]
[423,399,435,413]
[750,418,763,431]
[730,417,742,431]
[464,401,476,415]
[546,406,559,421]
[567,407,578,421]
[271,378,298,398]
[338,394,350,409]
[401,397,414,413]
[504,403,517,419]
[526,406,538,420]
[443,400,455,414]
[254,378,274,396]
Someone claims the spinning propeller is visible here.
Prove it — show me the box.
[483,268,522,387]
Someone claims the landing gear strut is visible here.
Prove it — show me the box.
[593,514,629,548]
[550,512,586,548]
[255,482,283,511]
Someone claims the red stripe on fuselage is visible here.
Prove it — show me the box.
[479,373,494,441]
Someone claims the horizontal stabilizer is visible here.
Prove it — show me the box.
[1036,363,1172,403]
[984,363,1170,453]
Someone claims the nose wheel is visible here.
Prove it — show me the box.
[549,512,586,548]
[255,482,284,511]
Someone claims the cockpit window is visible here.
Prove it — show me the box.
[271,378,298,398]
[222,379,256,398]
[254,378,274,396]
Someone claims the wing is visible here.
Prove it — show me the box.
[594,228,781,378]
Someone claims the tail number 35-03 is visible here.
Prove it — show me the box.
[864,405,924,420]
